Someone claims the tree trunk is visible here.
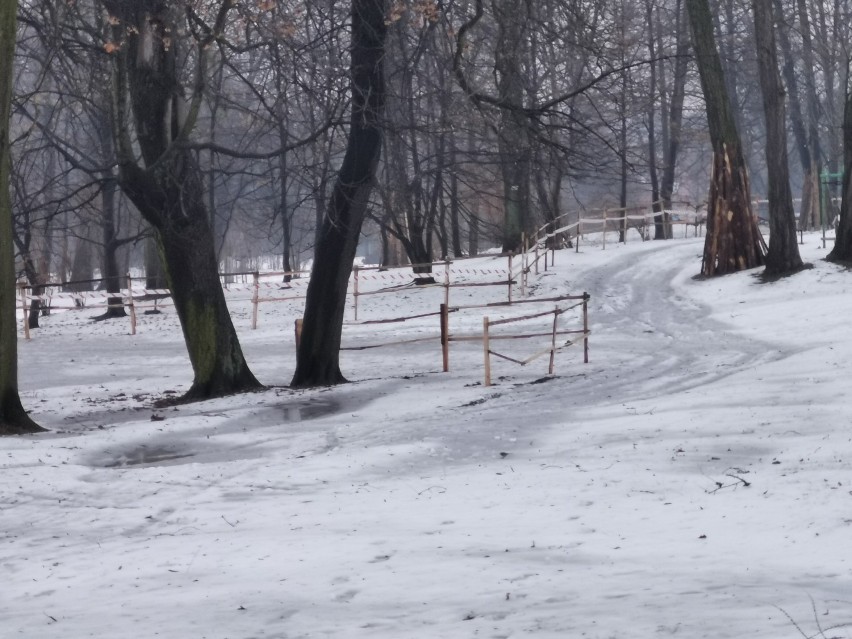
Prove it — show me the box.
[0,0,43,434]
[468,208,479,257]
[144,233,167,290]
[752,0,803,276]
[94,174,127,320]
[68,224,94,291]
[646,0,661,240]
[687,0,766,276]
[291,0,386,388]
[773,0,813,231]
[449,139,463,257]
[659,0,688,239]
[156,219,258,399]
[107,0,261,401]
[827,92,852,262]
[22,254,44,330]
[279,147,293,282]
[494,0,533,252]
[619,75,628,244]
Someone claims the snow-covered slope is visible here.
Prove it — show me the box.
[3,234,851,638]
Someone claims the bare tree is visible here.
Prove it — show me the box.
[686,0,766,276]
[827,90,852,262]
[103,0,261,401]
[752,0,803,275]
[656,0,690,237]
[291,0,387,387]
[0,0,43,434]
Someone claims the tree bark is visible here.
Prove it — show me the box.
[773,0,813,230]
[646,0,662,239]
[659,0,688,239]
[687,0,766,276]
[494,0,533,252]
[827,92,852,262]
[291,0,386,388]
[752,0,803,276]
[93,174,127,320]
[107,0,261,400]
[0,0,44,434]
[795,0,823,231]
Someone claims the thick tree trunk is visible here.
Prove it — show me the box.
[156,220,258,399]
[108,0,261,401]
[687,0,766,276]
[0,0,43,434]
[827,92,852,262]
[291,0,386,388]
[118,162,261,399]
[753,0,803,276]
[703,147,766,275]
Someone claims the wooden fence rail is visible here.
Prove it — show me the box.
[441,293,590,386]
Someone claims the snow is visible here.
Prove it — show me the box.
[4,234,852,638]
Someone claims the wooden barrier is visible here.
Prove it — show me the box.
[481,301,590,386]
[351,258,514,322]
[440,293,590,385]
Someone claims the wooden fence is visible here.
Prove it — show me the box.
[440,293,590,386]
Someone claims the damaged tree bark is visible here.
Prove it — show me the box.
[686,0,766,276]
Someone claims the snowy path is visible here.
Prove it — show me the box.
[562,239,787,400]
[3,236,852,639]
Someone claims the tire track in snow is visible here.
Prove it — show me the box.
[530,239,788,407]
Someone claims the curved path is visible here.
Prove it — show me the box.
[549,239,788,404]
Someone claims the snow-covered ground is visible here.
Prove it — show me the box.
[4,233,852,638]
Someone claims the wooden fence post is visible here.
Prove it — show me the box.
[251,271,260,329]
[126,273,137,335]
[19,283,30,341]
[353,266,360,321]
[440,303,449,372]
[583,292,589,364]
[602,209,608,250]
[535,241,540,275]
[444,259,451,309]
[483,316,491,387]
[548,307,558,374]
[507,252,513,304]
